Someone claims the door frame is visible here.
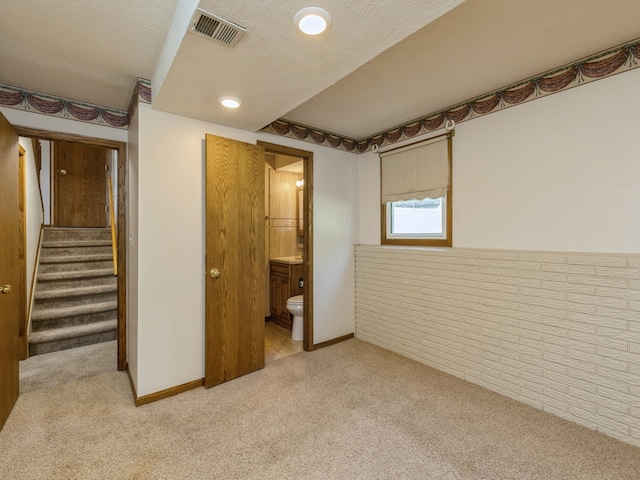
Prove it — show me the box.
[18,145,27,360]
[15,126,127,371]
[258,141,314,351]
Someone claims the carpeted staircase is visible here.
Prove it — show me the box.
[28,227,117,356]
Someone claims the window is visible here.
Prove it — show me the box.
[387,196,446,237]
[380,134,452,247]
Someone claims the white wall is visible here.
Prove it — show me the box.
[18,137,44,317]
[127,107,140,389]
[132,103,358,396]
[312,151,358,343]
[454,69,640,253]
[359,68,640,253]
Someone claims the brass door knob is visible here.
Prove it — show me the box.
[59,169,67,175]
[1,285,12,294]
[209,268,220,279]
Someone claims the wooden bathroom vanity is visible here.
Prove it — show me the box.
[269,257,303,329]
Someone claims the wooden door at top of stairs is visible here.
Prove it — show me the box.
[54,141,108,227]
[205,134,265,388]
[0,112,20,431]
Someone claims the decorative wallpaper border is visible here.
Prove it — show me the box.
[2,39,637,139]
[261,119,360,152]
[261,38,640,153]
[128,78,152,120]
[0,83,129,129]
[137,79,152,104]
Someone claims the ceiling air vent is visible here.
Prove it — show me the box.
[189,8,246,48]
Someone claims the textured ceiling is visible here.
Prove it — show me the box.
[0,0,638,141]
[0,0,177,109]
[283,0,640,139]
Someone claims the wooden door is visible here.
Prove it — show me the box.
[0,112,20,431]
[205,134,265,388]
[54,141,107,227]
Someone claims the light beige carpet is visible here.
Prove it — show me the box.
[2,338,640,479]
[19,339,116,393]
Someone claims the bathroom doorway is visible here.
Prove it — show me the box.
[259,141,313,362]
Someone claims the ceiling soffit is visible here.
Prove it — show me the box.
[150,0,466,133]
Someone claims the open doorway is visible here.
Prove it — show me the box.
[22,140,117,362]
[15,126,127,375]
[259,141,313,363]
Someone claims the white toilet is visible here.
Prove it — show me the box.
[286,295,304,341]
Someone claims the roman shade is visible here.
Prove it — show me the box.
[380,135,450,204]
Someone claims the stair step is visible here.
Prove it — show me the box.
[28,320,117,356]
[43,228,111,242]
[34,292,117,311]
[39,260,114,275]
[36,275,117,291]
[41,245,112,257]
[29,319,117,344]
[35,283,117,300]
[40,253,113,264]
[42,239,112,248]
[31,300,117,321]
[31,227,118,356]
[38,268,115,282]
[31,309,116,332]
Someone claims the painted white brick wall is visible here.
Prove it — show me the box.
[355,245,640,447]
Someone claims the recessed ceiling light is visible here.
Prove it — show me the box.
[294,7,331,35]
[219,96,242,108]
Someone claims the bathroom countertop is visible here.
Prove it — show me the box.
[270,256,303,265]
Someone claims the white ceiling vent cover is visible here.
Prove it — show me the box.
[189,8,246,48]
